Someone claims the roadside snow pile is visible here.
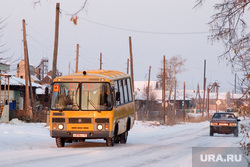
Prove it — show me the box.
[9,118,25,125]
[136,121,161,127]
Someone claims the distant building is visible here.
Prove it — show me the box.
[16,60,40,83]
[134,81,247,112]
[39,70,52,85]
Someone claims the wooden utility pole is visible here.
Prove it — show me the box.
[127,59,129,74]
[163,56,166,124]
[52,3,60,81]
[216,83,219,112]
[146,66,151,120]
[100,52,102,70]
[207,86,210,119]
[183,82,186,121]
[129,36,134,92]
[22,19,31,119]
[27,44,35,119]
[173,79,177,115]
[196,84,202,113]
[76,44,79,72]
[235,73,237,93]
[202,60,206,118]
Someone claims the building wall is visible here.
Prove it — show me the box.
[0,90,14,103]
[16,60,36,82]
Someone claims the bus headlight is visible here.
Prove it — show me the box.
[97,124,103,131]
[58,124,64,130]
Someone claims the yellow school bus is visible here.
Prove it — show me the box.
[50,70,135,147]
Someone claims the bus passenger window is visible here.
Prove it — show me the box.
[123,79,128,103]
[118,80,124,104]
[114,81,120,106]
[127,78,132,102]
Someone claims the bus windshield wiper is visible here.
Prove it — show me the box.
[88,99,98,110]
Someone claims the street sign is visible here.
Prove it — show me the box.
[216,100,221,106]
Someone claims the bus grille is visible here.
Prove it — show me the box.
[95,118,109,123]
[68,118,92,124]
[52,118,65,123]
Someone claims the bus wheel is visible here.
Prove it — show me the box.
[114,136,120,143]
[120,131,128,144]
[56,137,65,147]
[106,137,114,147]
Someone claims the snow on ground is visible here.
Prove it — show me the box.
[0,118,248,167]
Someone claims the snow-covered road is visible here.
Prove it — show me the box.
[0,119,246,167]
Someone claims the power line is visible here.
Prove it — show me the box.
[77,17,209,35]
[60,8,209,35]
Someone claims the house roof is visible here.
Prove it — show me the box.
[36,84,50,95]
[0,75,41,88]
[31,75,40,82]
[134,81,245,101]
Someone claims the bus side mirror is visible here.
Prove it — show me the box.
[116,92,120,101]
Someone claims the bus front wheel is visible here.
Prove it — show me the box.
[56,137,65,147]
[106,137,114,147]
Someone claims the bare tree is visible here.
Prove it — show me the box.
[195,0,250,156]
[157,55,186,100]
[195,0,250,95]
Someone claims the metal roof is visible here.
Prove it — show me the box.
[0,75,41,88]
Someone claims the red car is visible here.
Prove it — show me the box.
[210,113,240,137]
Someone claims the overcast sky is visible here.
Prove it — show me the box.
[0,0,237,92]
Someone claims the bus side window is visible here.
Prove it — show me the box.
[118,80,125,104]
[123,79,128,103]
[114,81,120,106]
[127,78,132,102]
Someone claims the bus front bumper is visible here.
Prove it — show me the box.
[51,130,113,139]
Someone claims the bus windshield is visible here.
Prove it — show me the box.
[51,83,80,110]
[81,83,112,111]
[51,82,112,111]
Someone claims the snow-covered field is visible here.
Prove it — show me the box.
[0,118,248,167]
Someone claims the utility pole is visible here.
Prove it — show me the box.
[52,3,60,82]
[76,44,79,72]
[197,84,201,113]
[127,58,129,74]
[173,79,177,116]
[183,82,186,121]
[202,60,206,118]
[163,55,166,124]
[22,19,31,119]
[100,52,102,70]
[146,66,151,120]
[27,43,35,120]
[216,83,219,113]
[207,86,210,119]
[235,74,236,93]
[129,36,134,92]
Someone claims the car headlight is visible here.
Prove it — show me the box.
[97,124,103,131]
[210,123,218,126]
[229,123,237,126]
[58,124,64,130]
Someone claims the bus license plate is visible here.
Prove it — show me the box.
[73,134,87,137]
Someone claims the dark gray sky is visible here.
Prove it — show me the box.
[1,0,237,92]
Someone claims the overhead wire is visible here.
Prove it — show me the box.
[77,17,209,35]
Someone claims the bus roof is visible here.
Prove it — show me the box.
[53,70,130,82]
